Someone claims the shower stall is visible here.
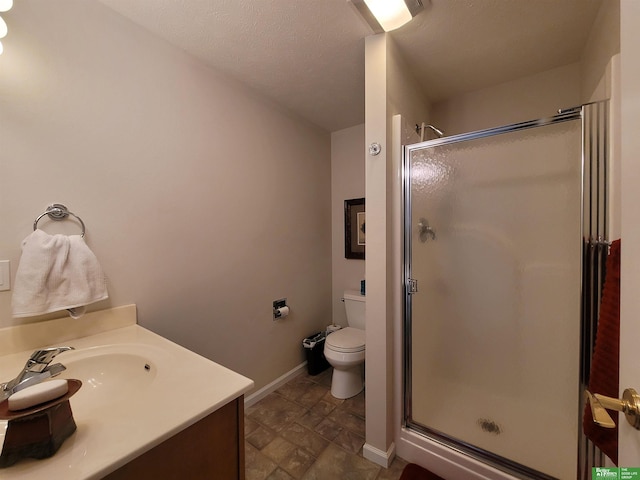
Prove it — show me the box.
[402,103,609,479]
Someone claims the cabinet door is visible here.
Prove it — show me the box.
[104,398,244,480]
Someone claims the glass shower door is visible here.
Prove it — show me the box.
[404,115,582,479]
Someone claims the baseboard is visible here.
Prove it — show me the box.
[244,361,307,408]
[363,441,396,468]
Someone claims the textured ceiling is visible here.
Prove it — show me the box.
[392,0,604,102]
[97,0,603,133]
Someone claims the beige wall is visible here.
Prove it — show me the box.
[331,124,365,327]
[364,33,431,467]
[619,0,640,465]
[387,39,432,131]
[431,62,582,135]
[581,0,620,102]
[433,0,621,137]
[364,34,391,464]
[0,0,331,393]
[581,0,621,240]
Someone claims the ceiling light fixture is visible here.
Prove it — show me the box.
[350,0,423,33]
[0,0,12,56]
[0,0,13,12]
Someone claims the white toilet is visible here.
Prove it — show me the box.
[324,290,366,399]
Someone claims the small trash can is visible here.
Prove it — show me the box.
[302,332,330,376]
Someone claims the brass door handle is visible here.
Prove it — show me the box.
[586,388,640,430]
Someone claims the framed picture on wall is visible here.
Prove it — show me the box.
[345,198,365,260]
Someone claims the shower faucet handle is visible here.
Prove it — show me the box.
[586,388,640,430]
[417,218,436,243]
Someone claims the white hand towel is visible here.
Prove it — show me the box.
[11,229,108,318]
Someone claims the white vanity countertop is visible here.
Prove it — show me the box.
[0,323,254,479]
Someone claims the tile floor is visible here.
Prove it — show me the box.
[244,368,407,480]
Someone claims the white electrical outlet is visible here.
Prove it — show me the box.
[0,260,10,292]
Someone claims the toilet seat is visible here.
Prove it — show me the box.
[325,327,365,353]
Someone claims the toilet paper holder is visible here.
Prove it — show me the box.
[273,298,289,320]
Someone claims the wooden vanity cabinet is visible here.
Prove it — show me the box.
[103,397,244,480]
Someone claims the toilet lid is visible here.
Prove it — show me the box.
[326,327,365,353]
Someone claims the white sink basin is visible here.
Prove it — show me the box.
[58,345,160,413]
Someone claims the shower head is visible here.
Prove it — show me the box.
[416,123,445,141]
[426,124,444,137]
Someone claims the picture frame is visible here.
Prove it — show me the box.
[344,198,365,260]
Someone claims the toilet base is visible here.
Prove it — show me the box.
[330,365,364,399]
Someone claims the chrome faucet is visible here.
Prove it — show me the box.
[1,346,75,401]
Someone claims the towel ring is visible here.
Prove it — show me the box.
[33,204,86,238]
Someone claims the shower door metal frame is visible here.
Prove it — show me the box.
[402,107,587,480]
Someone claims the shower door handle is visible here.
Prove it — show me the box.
[407,278,418,295]
[586,388,640,430]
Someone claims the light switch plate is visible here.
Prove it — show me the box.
[0,260,10,292]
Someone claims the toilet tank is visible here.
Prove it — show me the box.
[343,290,366,330]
